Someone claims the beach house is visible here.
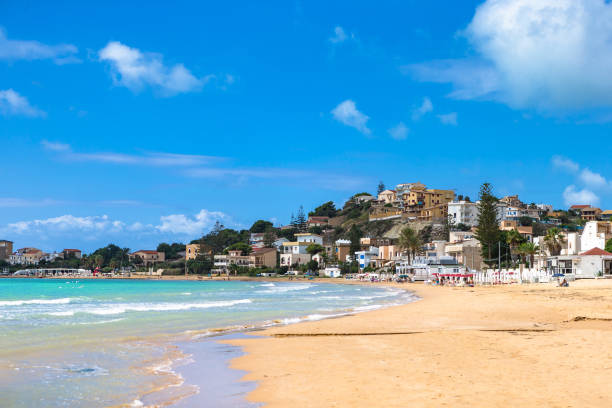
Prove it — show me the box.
[280,233,323,266]
[129,250,165,266]
[546,248,612,278]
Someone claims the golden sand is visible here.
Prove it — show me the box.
[227,279,612,407]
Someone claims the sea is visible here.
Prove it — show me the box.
[0,278,417,407]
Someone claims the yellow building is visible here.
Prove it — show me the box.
[394,183,454,220]
[185,243,213,260]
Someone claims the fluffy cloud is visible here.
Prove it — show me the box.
[0,89,45,117]
[387,122,409,140]
[331,99,371,134]
[552,155,612,206]
[437,112,458,126]
[579,168,610,189]
[1,209,234,250]
[551,155,579,173]
[157,209,230,235]
[412,97,433,120]
[563,185,600,207]
[406,0,612,113]
[0,29,78,64]
[6,215,125,235]
[98,41,208,96]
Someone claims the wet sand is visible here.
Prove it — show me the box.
[227,279,612,407]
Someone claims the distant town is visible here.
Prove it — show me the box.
[2,181,612,280]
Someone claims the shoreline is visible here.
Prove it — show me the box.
[225,279,612,407]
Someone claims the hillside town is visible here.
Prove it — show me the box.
[3,182,612,281]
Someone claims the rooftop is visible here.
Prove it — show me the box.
[579,247,612,256]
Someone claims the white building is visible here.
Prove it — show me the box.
[546,248,612,278]
[580,221,612,252]
[322,266,341,278]
[355,247,379,270]
[448,201,479,227]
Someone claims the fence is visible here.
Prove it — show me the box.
[473,267,552,285]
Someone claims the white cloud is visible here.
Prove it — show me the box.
[406,0,612,113]
[563,185,600,206]
[579,168,610,189]
[329,26,348,44]
[98,41,208,96]
[387,122,409,140]
[2,209,232,238]
[0,89,45,117]
[0,29,78,63]
[438,112,458,126]
[331,99,371,134]
[42,141,222,166]
[6,215,125,235]
[412,97,433,120]
[552,155,580,173]
[157,209,230,235]
[41,140,70,151]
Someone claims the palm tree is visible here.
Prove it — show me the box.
[506,229,524,264]
[543,228,566,256]
[518,242,539,268]
[398,227,422,264]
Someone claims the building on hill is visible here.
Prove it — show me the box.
[500,195,524,208]
[213,248,277,274]
[130,250,165,266]
[382,182,455,221]
[569,204,591,214]
[62,249,82,259]
[600,210,612,221]
[0,240,13,261]
[249,233,266,249]
[580,207,601,221]
[9,248,44,265]
[307,216,329,228]
[448,200,479,227]
[377,189,397,204]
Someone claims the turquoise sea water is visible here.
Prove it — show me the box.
[0,278,416,407]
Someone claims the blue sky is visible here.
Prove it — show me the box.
[2,0,612,252]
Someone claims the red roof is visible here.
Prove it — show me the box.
[63,248,81,252]
[570,205,590,209]
[579,247,612,256]
[133,250,159,254]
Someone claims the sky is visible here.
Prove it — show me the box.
[2,0,612,252]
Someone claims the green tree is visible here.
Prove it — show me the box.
[225,242,252,255]
[306,243,325,255]
[543,227,566,256]
[518,242,539,268]
[606,238,612,253]
[186,256,213,275]
[263,230,276,248]
[295,205,307,232]
[377,181,386,195]
[348,224,362,256]
[94,254,104,268]
[475,183,501,267]
[506,229,524,263]
[398,227,422,264]
[250,220,274,233]
[309,201,338,218]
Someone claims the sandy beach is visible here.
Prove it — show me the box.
[227,279,612,407]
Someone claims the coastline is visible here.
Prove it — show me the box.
[225,279,612,407]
